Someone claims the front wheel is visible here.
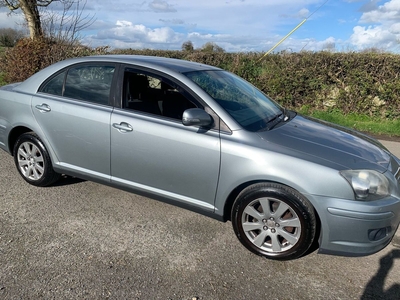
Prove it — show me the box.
[231,183,317,260]
[13,132,60,187]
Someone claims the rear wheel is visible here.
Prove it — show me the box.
[13,132,60,187]
[231,182,316,260]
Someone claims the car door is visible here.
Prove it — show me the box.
[32,63,116,181]
[110,68,221,211]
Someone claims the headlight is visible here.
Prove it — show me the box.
[340,170,390,200]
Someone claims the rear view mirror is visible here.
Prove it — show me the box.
[182,108,213,127]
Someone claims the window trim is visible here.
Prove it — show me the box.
[119,66,204,108]
[117,64,231,133]
[38,62,118,107]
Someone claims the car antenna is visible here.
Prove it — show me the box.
[258,0,331,62]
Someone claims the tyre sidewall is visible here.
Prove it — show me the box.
[232,184,316,260]
[13,133,58,187]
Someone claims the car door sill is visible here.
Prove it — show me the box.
[111,176,216,211]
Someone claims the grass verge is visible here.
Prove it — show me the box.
[300,109,400,137]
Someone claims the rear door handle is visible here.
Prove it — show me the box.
[112,122,133,132]
[35,104,51,113]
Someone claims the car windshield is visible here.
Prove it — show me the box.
[184,70,283,131]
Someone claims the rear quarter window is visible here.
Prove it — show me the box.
[40,71,66,96]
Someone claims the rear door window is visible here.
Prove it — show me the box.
[40,64,116,105]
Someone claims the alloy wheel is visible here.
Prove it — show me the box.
[241,197,302,253]
[17,141,45,181]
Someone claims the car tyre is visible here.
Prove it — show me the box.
[232,182,316,260]
[13,132,60,187]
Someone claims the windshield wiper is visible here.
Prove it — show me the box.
[282,108,289,121]
[266,110,290,130]
[265,113,283,130]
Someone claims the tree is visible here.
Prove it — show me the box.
[1,0,54,40]
[201,42,225,53]
[0,27,26,47]
[1,0,94,42]
[41,0,94,44]
[2,0,96,83]
[181,40,194,52]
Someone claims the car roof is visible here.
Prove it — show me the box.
[14,55,221,93]
[92,55,221,73]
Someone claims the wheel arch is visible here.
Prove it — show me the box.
[222,180,322,244]
[222,180,274,221]
[8,126,34,155]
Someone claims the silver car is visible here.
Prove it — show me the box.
[0,55,399,260]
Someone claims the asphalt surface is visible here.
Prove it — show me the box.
[0,140,400,299]
[380,140,400,248]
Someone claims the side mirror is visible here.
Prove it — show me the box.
[182,108,213,127]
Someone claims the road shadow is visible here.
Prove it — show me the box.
[51,175,86,187]
[361,249,400,300]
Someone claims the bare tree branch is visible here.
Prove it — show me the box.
[2,0,21,10]
[0,0,94,41]
[41,0,95,44]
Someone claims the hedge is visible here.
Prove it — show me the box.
[2,39,400,118]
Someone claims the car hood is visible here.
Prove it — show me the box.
[257,115,391,172]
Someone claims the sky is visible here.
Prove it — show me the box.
[1,0,400,52]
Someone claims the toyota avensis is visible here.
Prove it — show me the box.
[0,55,399,260]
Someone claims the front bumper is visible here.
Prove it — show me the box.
[306,194,400,256]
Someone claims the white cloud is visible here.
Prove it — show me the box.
[89,21,183,48]
[350,25,398,49]
[390,22,400,34]
[360,1,400,24]
[359,0,381,13]
[298,8,310,18]
[349,0,400,50]
[281,7,310,19]
[148,0,177,13]
[5,0,400,53]
[67,0,336,51]
[0,11,25,29]
[159,19,185,25]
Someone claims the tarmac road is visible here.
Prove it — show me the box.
[0,140,399,299]
[380,140,400,248]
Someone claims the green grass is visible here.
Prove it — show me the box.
[300,109,400,137]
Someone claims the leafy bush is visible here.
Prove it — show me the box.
[2,38,108,83]
[2,45,400,119]
[255,52,400,119]
[3,38,52,82]
[0,72,6,87]
[0,28,25,48]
